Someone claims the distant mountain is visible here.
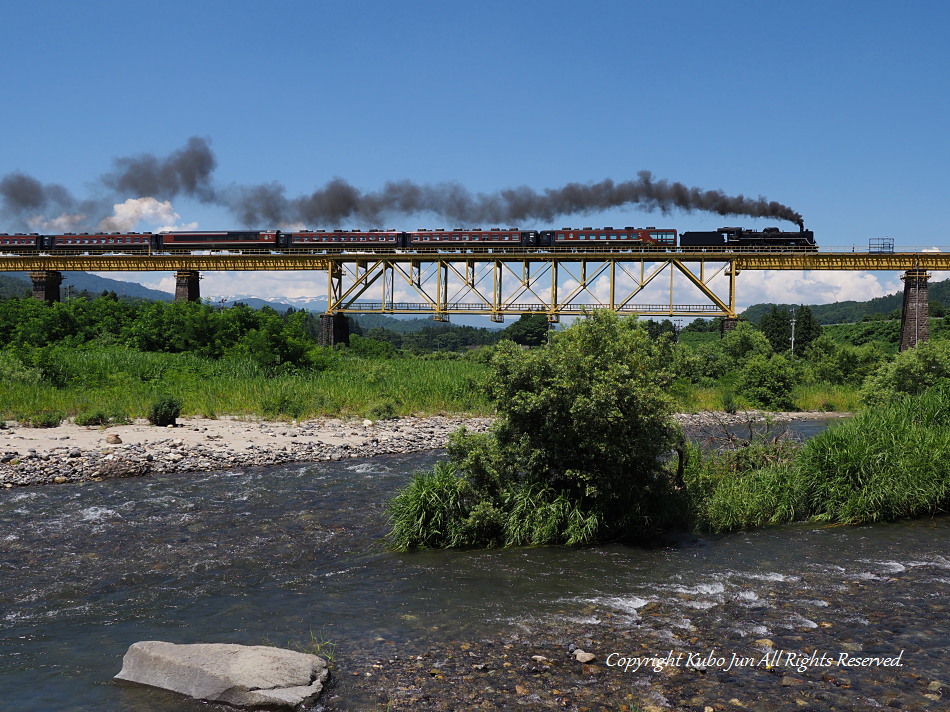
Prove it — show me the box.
[742,276,950,325]
[0,272,173,301]
[208,293,506,329]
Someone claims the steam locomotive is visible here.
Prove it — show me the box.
[0,224,815,252]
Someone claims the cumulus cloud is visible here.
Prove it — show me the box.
[98,197,184,232]
[27,212,88,233]
[739,270,902,308]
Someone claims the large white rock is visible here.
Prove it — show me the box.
[115,641,329,708]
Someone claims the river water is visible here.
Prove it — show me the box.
[1,419,948,711]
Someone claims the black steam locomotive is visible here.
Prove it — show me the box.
[680,223,815,249]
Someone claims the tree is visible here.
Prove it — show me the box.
[735,354,798,410]
[720,321,773,365]
[759,305,821,357]
[500,313,549,346]
[388,311,682,549]
[792,306,822,357]
[759,306,792,353]
[862,339,950,405]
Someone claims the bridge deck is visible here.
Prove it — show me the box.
[0,248,947,271]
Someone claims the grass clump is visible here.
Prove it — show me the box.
[148,395,183,427]
[689,385,950,531]
[793,386,950,523]
[74,410,111,426]
[17,411,65,428]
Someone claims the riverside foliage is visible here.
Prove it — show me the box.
[388,311,683,549]
[0,297,492,421]
[687,386,950,532]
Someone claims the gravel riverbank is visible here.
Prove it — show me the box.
[0,415,492,488]
[0,410,848,489]
[0,411,847,488]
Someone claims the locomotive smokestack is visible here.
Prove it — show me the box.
[797,219,804,231]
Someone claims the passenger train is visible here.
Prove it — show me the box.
[0,224,816,252]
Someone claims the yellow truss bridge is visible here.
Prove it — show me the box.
[1,248,946,325]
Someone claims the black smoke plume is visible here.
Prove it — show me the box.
[229,171,802,227]
[1,137,803,230]
[103,136,216,201]
[0,137,218,231]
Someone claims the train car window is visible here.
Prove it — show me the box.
[609,233,617,240]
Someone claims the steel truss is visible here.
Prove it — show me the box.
[326,255,738,320]
[3,248,950,319]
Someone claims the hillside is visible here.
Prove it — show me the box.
[742,276,950,325]
[0,272,174,301]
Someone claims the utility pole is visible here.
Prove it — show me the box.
[789,307,797,356]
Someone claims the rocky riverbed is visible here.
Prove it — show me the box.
[327,578,947,712]
[0,411,848,489]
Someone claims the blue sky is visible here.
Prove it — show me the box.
[3,0,948,308]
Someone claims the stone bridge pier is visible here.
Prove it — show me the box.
[174,271,201,302]
[899,269,930,351]
[29,271,64,302]
[318,313,350,347]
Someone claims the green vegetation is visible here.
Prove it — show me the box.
[689,386,950,531]
[148,395,183,427]
[389,312,682,549]
[0,347,491,422]
[3,285,949,543]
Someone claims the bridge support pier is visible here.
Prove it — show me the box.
[318,313,350,347]
[29,271,64,303]
[899,269,930,351]
[721,317,739,336]
[174,271,201,302]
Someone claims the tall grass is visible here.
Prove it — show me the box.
[0,347,492,422]
[673,380,861,413]
[690,386,950,531]
[794,388,950,522]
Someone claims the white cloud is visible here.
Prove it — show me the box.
[27,213,86,232]
[201,271,329,300]
[737,270,902,308]
[97,197,198,232]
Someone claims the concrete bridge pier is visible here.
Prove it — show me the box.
[721,317,739,335]
[899,269,930,351]
[318,313,350,347]
[29,271,64,302]
[174,271,201,302]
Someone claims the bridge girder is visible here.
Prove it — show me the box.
[2,249,949,320]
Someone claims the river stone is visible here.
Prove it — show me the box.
[114,641,328,708]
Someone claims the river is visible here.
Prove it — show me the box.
[1,419,947,711]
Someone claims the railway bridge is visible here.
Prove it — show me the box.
[2,247,947,351]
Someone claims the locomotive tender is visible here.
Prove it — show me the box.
[0,224,815,252]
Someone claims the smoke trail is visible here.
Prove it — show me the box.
[0,138,217,231]
[275,171,803,226]
[1,137,804,230]
[102,136,216,201]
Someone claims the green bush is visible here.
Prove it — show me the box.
[148,395,183,426]
[861,339,950,405]
[75,410,110,426]
[735,354,797,410]
[388,311,682,550]
[366,401,398,421]
[19,411,65,428]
